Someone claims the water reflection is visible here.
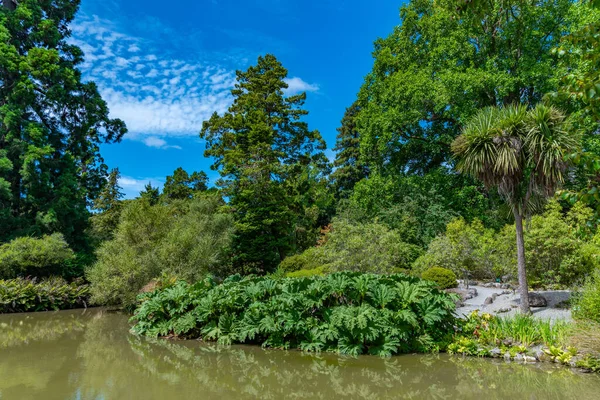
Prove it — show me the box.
[0,309,599,400]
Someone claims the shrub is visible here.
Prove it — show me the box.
[573,269,600,323]
[0,233,74,279]
[280,219,423,275]
[87,195,233,308]
[421,267,457,289]
[286,266,327,278]
[0,277,89,313]
[131,272,458,356]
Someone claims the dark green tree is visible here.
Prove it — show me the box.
[139,182,160,205]
[0,0,126,247]
[162,167,208,200]
[200,54,327,274]
[89,168,124,242]
[331,102,369,198]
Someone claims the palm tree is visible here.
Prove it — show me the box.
[452,104,579,313]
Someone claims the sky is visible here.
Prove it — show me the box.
[71,0,403,198]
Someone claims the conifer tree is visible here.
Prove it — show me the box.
[0,0,126,247]
[201,54,327,274]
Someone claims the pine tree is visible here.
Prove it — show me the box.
[331,102,368,198]
[162,167,208,200]
[0,1,126,247]
[90,168,124,242]
[200,54,327,274]
[139,183,160,205]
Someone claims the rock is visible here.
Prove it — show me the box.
[502,274,513,283]
[501,283,510,289]
[511,304,518,308]
[528,292,548,308]
[490,348,502,357]
[501,290,512,295]
[496,307,511,313]
[492,293,498,300]
[514,353,524,362]
[502,339,513,347]
[504,352,512,361]
[524,356,537,363]
[484,296,494,305]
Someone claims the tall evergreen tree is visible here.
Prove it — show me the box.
[0,1,126,247]
[200,54,327,274]
[162,167,208,200]
[139,182,160,205]
[90,168,124,242]
[331,102,369,198]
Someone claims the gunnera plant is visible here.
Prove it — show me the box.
[131,272,458,357]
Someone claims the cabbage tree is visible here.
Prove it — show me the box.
[452,104,579,313]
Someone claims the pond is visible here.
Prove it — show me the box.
[1,309,599,400]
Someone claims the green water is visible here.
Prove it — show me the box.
[1,309,599,399]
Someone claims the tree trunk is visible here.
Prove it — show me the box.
[514,210,530,314]
[2,0,16,10]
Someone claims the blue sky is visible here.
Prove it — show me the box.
[71,0,402,197]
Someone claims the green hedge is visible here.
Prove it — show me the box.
[422,267,458,289]
[131,272,458,356]
[0,277,90,313]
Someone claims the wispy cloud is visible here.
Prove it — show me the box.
[119,175,164,199]
[70,14,236,148]
[284,77,319,95]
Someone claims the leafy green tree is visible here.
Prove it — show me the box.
[357,0,590,175]
[0,1,126,247]
[200,54,328,274]
[87,195,234,308]
[162,167,208,200]
[452,104,579,312]
[331,102,369,198]
[139,182,160,205]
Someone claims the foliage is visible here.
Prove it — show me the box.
[413,218,498,279]
[421,267,457,289]
[573,269,600,323]
[87,195,233,308]
[281,219,422,275]
[200,54,329,274]
[453,311,570,350]
[357,0,586,175]
[331,102,369,198]
[131,272,458,356]
[0,0,126,248]
[162,167,208,200]
[286,266,327,278]
[89,168,125,243]
[0,233,73,279]
[0,276,89,313]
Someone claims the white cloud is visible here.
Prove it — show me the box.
[70,14,236,146]
[284,77,319,95]
[119,175,164,199]
[142,136,182,150]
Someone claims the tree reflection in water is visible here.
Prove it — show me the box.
[0,308,599,399]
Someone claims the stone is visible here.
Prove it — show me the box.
[490,348,502,357]
[524,356,537,363]
[484,297,494,305]
[492,293,498,300]
[514,353,524,362]
[496,307,511,313]
[504,352,512,361]
[528,292,548,308]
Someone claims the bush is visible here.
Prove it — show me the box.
[0,277,89,313]
[0,233,74,279]
[280,219,423,275]
[573,269,600,323]
[131,272,458,356]
[286,266,327,278]
[87,195,233,308]
[421,267,457,289]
